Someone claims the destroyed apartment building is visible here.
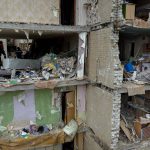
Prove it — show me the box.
[0,0,150,150]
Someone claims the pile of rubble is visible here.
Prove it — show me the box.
[123,57,150,84]
[0,53,77,86]
[41,53,76,80]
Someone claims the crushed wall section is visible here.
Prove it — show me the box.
[111,0,124,23]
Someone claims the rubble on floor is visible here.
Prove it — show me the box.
[120,95,150,144]
[41,54,76,80]
[0,119,78,149]
[0,53,77,87]
[123,56,150,87]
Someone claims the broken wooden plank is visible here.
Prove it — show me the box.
[77,133,84,150]
[120,120,132,141]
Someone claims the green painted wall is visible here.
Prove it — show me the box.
[0,89,61,127]
[35,89,61,125]
[0,91,22,126]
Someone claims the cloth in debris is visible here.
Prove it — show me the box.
[41,53,76,80]
[136,70,150,83]
[0,131,65,150]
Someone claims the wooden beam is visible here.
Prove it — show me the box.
[0,23,90,33]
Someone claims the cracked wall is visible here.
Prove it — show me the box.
[86,86,121,149]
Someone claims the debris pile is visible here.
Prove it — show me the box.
[0,53,77,86]
[120,93,150,144]
[123,57,150,84]
[0,120,78,139]
[120,113,150,143]
[41,54,76,80]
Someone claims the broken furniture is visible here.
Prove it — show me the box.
[123,3,135,20]
[134,118,150,140]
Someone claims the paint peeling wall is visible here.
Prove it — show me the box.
[0,89,61,128]
[0,0,60,24]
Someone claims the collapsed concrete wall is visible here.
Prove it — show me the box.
[86,86,121,149]
[86,0,113,25]
[86,1,123,149]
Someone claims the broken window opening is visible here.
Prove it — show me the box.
[0,33,79,82]
[119,32,150,83]
[61,0,75,25]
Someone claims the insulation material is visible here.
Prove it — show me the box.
[0,0,60,25]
